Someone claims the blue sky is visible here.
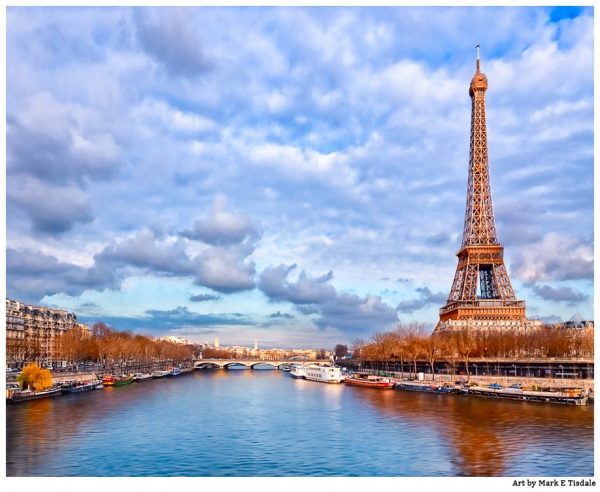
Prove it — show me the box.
[6,6,594,348]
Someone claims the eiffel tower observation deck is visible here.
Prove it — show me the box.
[434,47,540,335]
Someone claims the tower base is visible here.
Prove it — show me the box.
[433,317,542,335]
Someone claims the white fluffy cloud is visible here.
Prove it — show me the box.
[182,195,257,246]
[511,232,593,283]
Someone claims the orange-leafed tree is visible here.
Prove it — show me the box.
[17,363,53,391]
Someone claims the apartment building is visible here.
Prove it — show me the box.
[6,299,89,368]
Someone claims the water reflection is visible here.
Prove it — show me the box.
[354,387,593,476]
[7,371,594,477]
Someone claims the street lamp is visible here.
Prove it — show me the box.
[512,364,517,377]
[559,365,564,379]
[474,363,478,377]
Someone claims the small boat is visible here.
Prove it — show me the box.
[395,380,457,394]
[282,365,292,372]
[94,382,104,390]
[7,385,62,403]
[132,373,153,382]
[102,375,134,386]
[344,373,395,389]
[290,365,306,379]
[61,380,102,394]
[170,367,181,376]
[304,364,344,384]
[151,370,171,378]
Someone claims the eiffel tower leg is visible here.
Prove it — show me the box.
[492,264,517,301]
[462,263,479,301]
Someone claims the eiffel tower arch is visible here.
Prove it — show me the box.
[434,48,541,335]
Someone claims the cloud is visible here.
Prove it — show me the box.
[7,247,118,302]
[258,264,336,304]
[527,283,588,306]
[510,232,593,282]
[315,292,399,334]
[8,175,93,234]
[80,306,251,334]
[96,229,191,276]
[426,231,452,246]
[131,98,217,136]
[133,8,211,76]
[7,92,121,235]
[268,311,295,319]
[190,293,220,302]
[397,286,447,314]
[7,223,258,301]
[190,244,256,293]
[259,263,398,334]
[7,92,121,185]
[97,226,258,293]
[182,195,257,246]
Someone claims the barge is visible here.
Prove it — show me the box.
[61,380,102,394]
[462,384,589,405]
[344,373,395,389]
[7,385,62,403]
[395,380,457,394]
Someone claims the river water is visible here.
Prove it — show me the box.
[6,369,594,477]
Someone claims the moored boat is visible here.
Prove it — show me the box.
[133,373,153,382]
[7,386,62,403]
[395,380,457,394]
[345,373,395,389]
[61,380,102,394]
[463,384,589,405]
[304,364,344,384]
[170,367,181,376]
[102,375,134,386]
[152,370,171,378]
[290,365,306,379]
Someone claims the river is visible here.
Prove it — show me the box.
[6,369,594,477]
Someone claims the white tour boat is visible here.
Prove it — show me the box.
[304,364,344,384]
[290,365,306,379]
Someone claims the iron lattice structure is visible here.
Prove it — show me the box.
[436,52,526,331]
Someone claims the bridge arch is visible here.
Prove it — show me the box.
[193,359,298,370]
[195,362,223,369]
[248,362,279,369]
[223,362,250,369]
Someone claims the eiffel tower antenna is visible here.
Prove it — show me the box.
[434,49,536,335]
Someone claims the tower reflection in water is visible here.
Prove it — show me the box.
[356,388,592,476]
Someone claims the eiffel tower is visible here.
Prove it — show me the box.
[435,47,536,334]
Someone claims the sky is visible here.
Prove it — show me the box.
[5,6,594,348]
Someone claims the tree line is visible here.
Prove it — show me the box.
[354,322,594,376]
[57,323,196,368]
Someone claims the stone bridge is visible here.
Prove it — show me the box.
[194,359,320,370]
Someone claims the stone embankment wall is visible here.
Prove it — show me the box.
[435,374,594,392]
